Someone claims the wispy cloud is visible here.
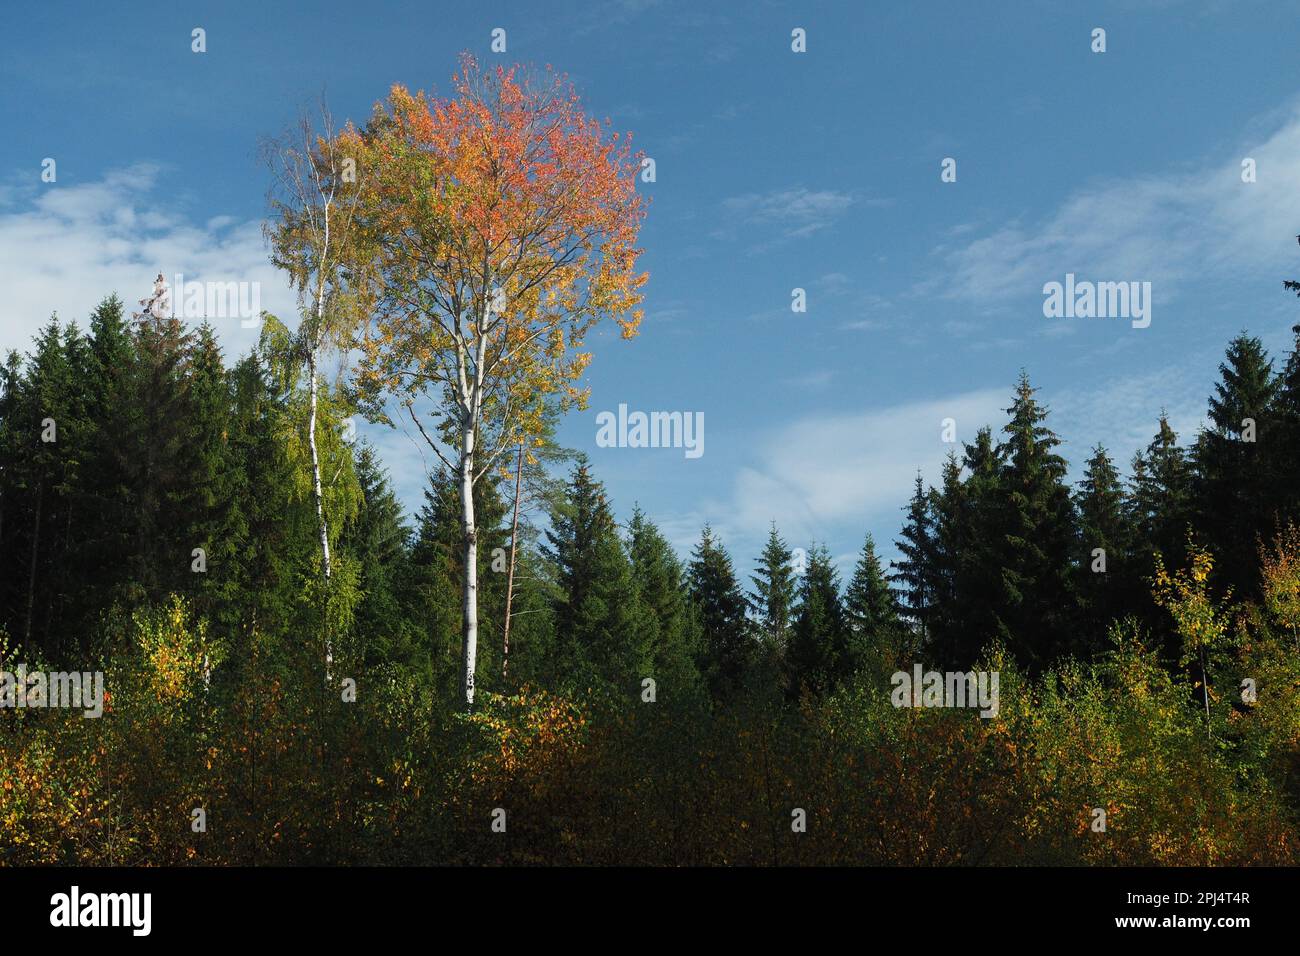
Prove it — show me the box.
[1049,360,1211,478]
[934,99,1300,311]
[727,388,1007,544]
[722,186,857,234]
[714,186,881,249]
[574,0,665,37]
[0,165,295,357]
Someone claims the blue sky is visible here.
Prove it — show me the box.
[4,0,1300,578]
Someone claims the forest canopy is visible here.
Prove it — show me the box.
[1,284,1298,865]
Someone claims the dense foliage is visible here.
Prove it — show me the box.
[1,294,1298,864]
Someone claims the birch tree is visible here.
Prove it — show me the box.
[343,57,646,707]
[263,102,363,675]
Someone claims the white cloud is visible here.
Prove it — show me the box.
[0,165,297,358]
[630,389,1008,575]
[0,164,460,515]
[716,187,874,244]
[727,388,1008,547]
[938,99,1300,310]
[646,369,1222,574]
[574,0,663,36]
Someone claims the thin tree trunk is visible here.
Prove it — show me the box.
[1200,647,1211,738]
[54,504,72,657]
[308,353,331,579]
[307,351,332,681]
[458,286,491,710]
[24,479,43,652]
[309,181,333,679]
[460,416,479,708]
[502,441,524,678]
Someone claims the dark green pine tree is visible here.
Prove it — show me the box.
[543,459,649,693]
[0,350,22,637]
[927,452,964,664]
[116,303,198,607]
[1131,414,1193,572]
[1194,333,1280,596]
[492,542,559,690]
[86,295,133,385]
[627,506,702,702]
[342,442,419,670]
[48,322,95,656]
[185,323,237,624]
[1075,444,1134,647]
[1125,450,1151,546]
[222,351,300,649]
[408,471,466,690]
[1274,321,1300,522]
[74,296,136,636]
[889,471,937,657]
[949,427,1007,666]
[842,532,899,671]
[994,372,1078,671]
[9,319,93,657]
[686,524,750,702]
[748,522,796,650]
[787,543,849,695]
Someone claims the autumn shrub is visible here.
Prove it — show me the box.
[3,585,1299,865]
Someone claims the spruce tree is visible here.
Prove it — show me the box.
[77,296,135,637]
[344,443,417,669]
[1131,414,1192,573]
[951,427,1007,666]
[927,453,963,663]
[1195,334,1279,596]
[118,300,196,606]
[544,460,649,691]
[994,372,1078,670]
[1075,444,1133,647]
[16,319,90,656]
[889,471,936,655]
[1274,321,1300,522]
[749,522,796,649]
[687,525,750,701]
[787,543,849,694]
[186,323,237,626]
[843,532,899,670]
[224,351,299,646]
[627,507,701,700]
[0,350,22,637]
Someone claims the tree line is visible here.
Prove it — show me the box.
[3,289,1299,710]
[2,290,1299,866]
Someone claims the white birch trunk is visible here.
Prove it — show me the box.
[458,287,492,708]
[308,355,331,579]
[309,186,333,679]
[460,414,478,707]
